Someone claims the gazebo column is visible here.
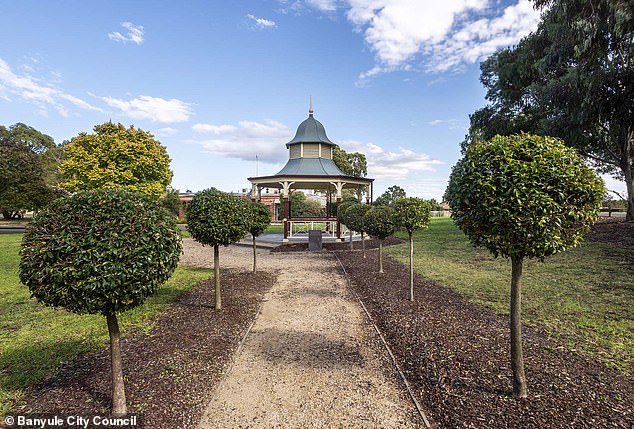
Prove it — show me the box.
[331,181,345,242]
[280,181,294,242]
[250,183,258,202]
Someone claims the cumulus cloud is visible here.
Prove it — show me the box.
[247,14,277,29]
[345,0,541,80]
[99,95,192,123]
[190,120,291,163]
[108,22,145,44]
[156,127,179,137]
[337,139,443,180]
[0,57,102,116]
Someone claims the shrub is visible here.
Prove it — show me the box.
[363,205,396,273]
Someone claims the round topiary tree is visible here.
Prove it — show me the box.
[363,205,396,273]
[186,188,250,309]
[345,203,371,257]
[19,188,182,415]
[394,197,432,301]
[445,133,604,398]
[247,201,272,273]
[337,199,356,247]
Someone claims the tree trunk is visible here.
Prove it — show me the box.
[361,232,366,258]
[349,228,353,250]
[106,312,127,415]
[378,239,384,273]
[409,233,414,301]
[2,211,11,220]
[510,256,527,398]
[214,245,221,310]
[622,128,633,221]
[252,235,257,273]
[624,160,633,221]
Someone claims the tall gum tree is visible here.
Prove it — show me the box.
[466,0,634,220]
[445,133,604,398]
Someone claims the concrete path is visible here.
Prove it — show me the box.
[197,251,420,428]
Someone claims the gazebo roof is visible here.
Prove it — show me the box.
[276,157,344,176]
[285,112,335,148]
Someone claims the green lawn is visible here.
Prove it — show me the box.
[386,217,633,374]
[0,234,212,416]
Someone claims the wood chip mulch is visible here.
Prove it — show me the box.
[335,246,634,428]
[19,270,276,429]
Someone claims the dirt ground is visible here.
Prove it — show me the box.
[196,249,420,428]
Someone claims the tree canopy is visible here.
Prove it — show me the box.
[374,185,406,207]
[364,205,396,273]
[0,137,51,219]
[445,133,604,398]
[186,188,250,309]
[394,198,432,301]
[20,188,181,414]
[60,122,172,199]
[333,145,368,177]
[465,0,634,219]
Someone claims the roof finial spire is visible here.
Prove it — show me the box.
[309,96,314,115]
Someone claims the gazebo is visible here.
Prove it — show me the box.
[248,104,374,242]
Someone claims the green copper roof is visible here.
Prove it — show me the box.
[276,158,345,176]
[285,113,335,148]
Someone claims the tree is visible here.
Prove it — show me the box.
[333,145,368,177]
[363,205,396,273]
[19,189,181,415]
[0,123,64,188]
[160,188,182,217]
[186,189,250,309]
[465,0,634,220]
[344,203,371,257]
[445,133,604,398]
[374,185,406,207]
[290,191,324,217]
[247,201,271,272]
[394,198,432,301]
[337,199,357,249]
[0,137,51,219]
[60,122,172,199]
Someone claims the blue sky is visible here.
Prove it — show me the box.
[1,0,624,199]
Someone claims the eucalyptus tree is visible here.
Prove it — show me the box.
[186,188,250,309]
[445,133,604,398]
[20,189,181,415]
[466,0,634,220]
[394,198,432,301]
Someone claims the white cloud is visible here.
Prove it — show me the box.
[247,14,277,29]
[307,0,338,12]
[428,118,467,130]
[108,22,145,44]
[99,95,192,123]
[345,0,541,79]
[337,139,443,180]
[156,127,179,136]
[0,57,102,116]
[190,120,291,163]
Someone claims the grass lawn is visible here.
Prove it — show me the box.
[386,217,633,374]
[0,234,212,416]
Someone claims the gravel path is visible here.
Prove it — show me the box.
[180,239,420,428]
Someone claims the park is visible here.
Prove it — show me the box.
[1,1,633,427]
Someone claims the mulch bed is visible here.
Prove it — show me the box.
[19,270,276,429]
[334,227,634,428]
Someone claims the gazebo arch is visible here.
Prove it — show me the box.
[248,104,373,242]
